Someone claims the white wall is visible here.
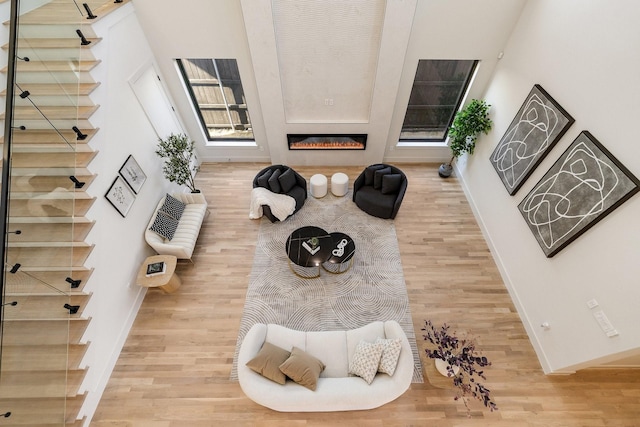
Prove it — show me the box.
[76,4,183,422]
[459,0,640,372]
[131,0,271,163]
[131,0,526,167]
[385,0,526,163]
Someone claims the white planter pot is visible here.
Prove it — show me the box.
[435,358,460,377]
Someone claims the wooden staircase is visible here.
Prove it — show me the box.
[0,1,128,425]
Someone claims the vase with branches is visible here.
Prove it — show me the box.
[155,133,200,193]
[422,320,498,415]
[439,99,492,178]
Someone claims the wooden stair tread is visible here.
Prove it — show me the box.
[0,393,86,425]
[10,216,94,223]
[2,105,99,120]
[0,128,98,143]
[6,144,96,153]
[9,166,93,175]
[7,241,93,247]
[11,0,130,25]
[2,59,101,73]
[0,82,100,96]
[5,37,103,49]
[0,369,86,398]
[9,191,94,200]
[1,344,88,371]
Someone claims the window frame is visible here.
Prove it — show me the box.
[176,58,254,143]
[399,59,479,143]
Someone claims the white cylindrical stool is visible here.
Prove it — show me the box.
[331,172,349,197]
[310,174,328,198]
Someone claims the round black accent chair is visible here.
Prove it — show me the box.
[253,165,307,222]
[352,164,407,219]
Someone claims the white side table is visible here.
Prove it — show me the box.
[331,173,349,197]
[310,174,328,198]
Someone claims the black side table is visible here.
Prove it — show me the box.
[286,226,332,278]
[323,232,355,274]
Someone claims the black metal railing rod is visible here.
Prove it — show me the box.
[0,0,21,372]
[14,83,76,150]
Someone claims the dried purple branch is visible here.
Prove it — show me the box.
[422,320,498,416]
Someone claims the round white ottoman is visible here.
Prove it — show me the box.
[310,174,328,198]
[331,172,349,197]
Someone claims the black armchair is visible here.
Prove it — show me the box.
[253,165,307,222]
[353,164,407,219]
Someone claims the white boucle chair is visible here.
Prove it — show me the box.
[144,192,208,260]
[237,320,413,412]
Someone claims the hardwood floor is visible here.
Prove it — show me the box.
[92,163,640,426]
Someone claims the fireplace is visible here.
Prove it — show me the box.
[287,134,367,150]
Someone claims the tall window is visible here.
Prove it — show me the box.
[400,60,478,141]
[177,58,253,141]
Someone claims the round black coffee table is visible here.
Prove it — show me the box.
[323,232,355,274]
[285,226,332,278]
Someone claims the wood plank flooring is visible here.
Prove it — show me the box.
[91,163,640,426]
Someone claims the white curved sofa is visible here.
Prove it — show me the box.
[237,320,413,412]
[144,193,208,260]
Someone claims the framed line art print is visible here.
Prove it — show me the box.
[490,84,574,195]
[105,175,136,217]
[518,131,639,257]
[118,154,147,194]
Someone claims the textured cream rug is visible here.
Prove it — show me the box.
[231,190,423,383]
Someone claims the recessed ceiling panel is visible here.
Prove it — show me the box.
[272,0,385,123]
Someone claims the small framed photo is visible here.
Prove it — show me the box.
[105,176,136,217]
[119,155,147,194]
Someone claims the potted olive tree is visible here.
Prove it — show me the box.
[155,133,200,193]
[439,99,492,178]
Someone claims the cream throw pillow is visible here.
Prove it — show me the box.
[348,340,384,384]
[375,337,402,375]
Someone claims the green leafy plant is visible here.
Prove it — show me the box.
[155,133,199,192]
[422,320,497,415]
[440,99,492,177]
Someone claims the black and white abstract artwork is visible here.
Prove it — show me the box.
[491,84,574,195]
[105,176,136,217]
[518,131,639,257]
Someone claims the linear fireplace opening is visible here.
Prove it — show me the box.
[287,134,367,150]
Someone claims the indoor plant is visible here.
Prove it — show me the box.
[422,320,497,415]
[439,99,492,178]
[155,133,200,192]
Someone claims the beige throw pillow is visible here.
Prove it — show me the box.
[245,342,291,385]
[279,347,325,391]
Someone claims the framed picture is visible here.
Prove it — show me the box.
[105,176,136,217]
[490,84,575,195]
[118,155,147,194]
[518,131,639,257]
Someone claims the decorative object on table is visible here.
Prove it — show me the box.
[155,133,200,193]
[353,163,407,219]
[145,261,165,276]
[518,131,639,257]
[422,320,497,415]
[118,154,147,194]
[490,84,574,195]
[439,99,492,178]
[105,175,136,217]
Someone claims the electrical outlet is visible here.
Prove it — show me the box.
[586,299,599,309]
